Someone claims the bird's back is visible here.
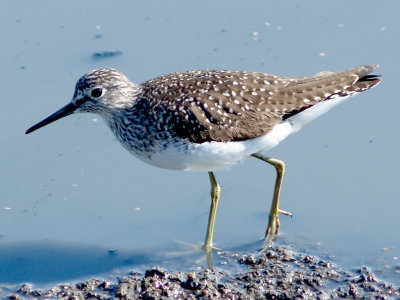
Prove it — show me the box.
[139,65,381,144]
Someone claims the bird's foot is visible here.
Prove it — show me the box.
[260,208,292,252]
[278,209,292,217]
[173,240,220,252]
[167,240,220,268]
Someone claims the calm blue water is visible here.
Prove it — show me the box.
[1,0,399,289]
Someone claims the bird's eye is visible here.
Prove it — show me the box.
[91,88,103,98]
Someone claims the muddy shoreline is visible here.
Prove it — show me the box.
[5,246,399,299]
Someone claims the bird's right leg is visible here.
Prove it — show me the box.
[203,171,221,253]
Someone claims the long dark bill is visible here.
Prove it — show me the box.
[25,102,77,134]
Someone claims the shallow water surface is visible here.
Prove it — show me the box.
[0,0,399,289]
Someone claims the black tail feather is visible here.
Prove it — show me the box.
[358,74,381,82]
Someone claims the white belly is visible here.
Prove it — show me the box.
[130,94,352,171]
[134,126,289,171]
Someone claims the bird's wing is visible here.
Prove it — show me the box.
[141,65,380,143]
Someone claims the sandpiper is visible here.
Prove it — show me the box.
[26,65,381,252]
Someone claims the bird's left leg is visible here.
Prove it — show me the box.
[251,154,292,251]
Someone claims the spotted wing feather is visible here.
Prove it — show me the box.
[141,65,380,143]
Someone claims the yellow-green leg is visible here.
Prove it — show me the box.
[251,153,292,251]
[203,171,221,253]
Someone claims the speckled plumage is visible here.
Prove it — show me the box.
[26,65,382,253]
[27,65,381,170]
[140,66,380,143]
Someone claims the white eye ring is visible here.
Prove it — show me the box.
[90,87,104,98]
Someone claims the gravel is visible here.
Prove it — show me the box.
[5,246,399,299]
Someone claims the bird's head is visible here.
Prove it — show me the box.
[26,69,140,134]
